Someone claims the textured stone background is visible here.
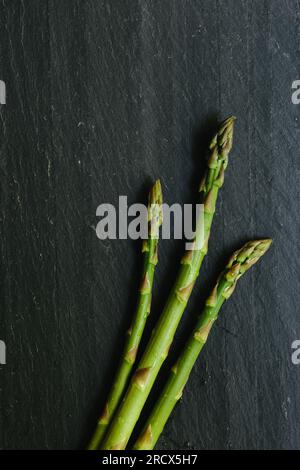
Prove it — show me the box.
[0,0,300,450]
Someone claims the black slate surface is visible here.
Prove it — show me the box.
[0,0,300,450]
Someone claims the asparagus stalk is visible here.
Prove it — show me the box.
[88,180,163,450]
[101,116,236,450]
[134,239,272,449]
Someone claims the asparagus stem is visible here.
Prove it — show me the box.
[133,239,272,450]
[101,117,236,450]
[88,180,163,450]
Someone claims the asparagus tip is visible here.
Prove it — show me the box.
[207,115,236,182]
[217,116,236,153]
[222,115,236,126]
[148,180,163,234]
[226,238,272,280]
[256,238,273,252]
[150,179,163,206]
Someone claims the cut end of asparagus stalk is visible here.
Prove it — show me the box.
[148,179,163,238]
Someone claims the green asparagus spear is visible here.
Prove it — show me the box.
[134,239,272,449]
[101,117,236,450]
[88,180,163,450]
